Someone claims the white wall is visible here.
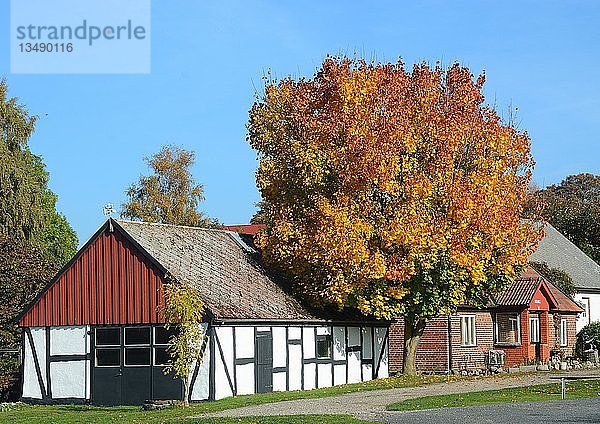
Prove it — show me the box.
[190,323,210,401]
[574,292,600,332]
[22,326,91,400]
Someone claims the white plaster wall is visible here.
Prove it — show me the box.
[362,363,373,381]
[235,327,254,359]
[273,371,286,392]
[375,327,389,378]
[303,362,316,389]
[347,327,360,347]
[22,327,46,399]
[190,323,210,401]
[288,327,301,340]
[214,327,234,400]
[362,328,373,359]
[347,327,361,384]
[317,363,331,388]
[236,363,255,395]
[50,326,87,355]
[574,292,600,332]
[50,361,86,398]
[272,327,287,368]
[302,327,315,359]
[333,327,345,361]
[316,326,331,335]
[333,364,346,385]
[288,343,302,390]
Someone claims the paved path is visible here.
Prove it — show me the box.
[203,370,600,422]
[384,398,600,424]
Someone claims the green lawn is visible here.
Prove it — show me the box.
[388,379,600,411]
[0,374,460,423]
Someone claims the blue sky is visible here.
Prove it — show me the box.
[1,1,599,243]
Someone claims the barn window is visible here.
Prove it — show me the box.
[154,326,178,366]
[96,348,120,367]
[495,313,521,345]
[124,327,151,366]
[125,327,151,345]
[460,315,476,347]
[316,335,332,359]
[96,327,120,346]
[95,327,121,367]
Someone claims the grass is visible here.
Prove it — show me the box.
[387,378,600,411]
[0,373,461,423]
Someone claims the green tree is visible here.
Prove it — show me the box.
[528,173,600,264]
[249,58,540,374]
[530,261,576,298]
[0,80,78,377]
[122,145,214,227]
[0,237,54,357]
[162,281,207,407]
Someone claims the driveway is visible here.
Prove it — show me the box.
[204,370,600,421]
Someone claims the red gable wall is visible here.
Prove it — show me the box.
[19,225,167,327]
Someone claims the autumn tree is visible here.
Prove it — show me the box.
[527,174,600,265]
[121,145,214,227]
[162,281,206,406]
[249,57,541,374]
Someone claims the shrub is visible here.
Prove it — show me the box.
[576,321,600,359]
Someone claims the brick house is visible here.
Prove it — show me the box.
[389,265,582,373]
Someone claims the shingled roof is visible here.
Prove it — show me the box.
[529,223,600,291]
[114,219,319,321]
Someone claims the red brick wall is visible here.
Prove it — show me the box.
[390,312,494,374]
[450,311,494,372]
[389,317,449,373]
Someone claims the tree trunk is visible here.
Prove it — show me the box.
[183,377,190,407]
[403,315,427,375]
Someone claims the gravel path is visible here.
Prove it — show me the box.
[203,370,600,421]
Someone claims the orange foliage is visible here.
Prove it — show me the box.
[249,57,541,320]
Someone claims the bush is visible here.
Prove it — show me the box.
[576,321,600,359]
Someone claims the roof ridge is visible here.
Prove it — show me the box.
[115,218,227,234]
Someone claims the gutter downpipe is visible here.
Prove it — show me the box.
[447,314,452,374]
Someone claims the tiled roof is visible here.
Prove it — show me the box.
[546,282,584,313]
[114,219,319,321]
[495,278,540,307]
[221,224,266,236]
[530,223,600,290]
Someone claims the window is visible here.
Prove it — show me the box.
[316,335,332,359]
[560,318,568,346]
[581,298,590,324]
[529,315,540,343]
[95,327,120,367]
[460,315,477,347]
[154,326,178,366]
[124,327,151,366]
[96,327,120,346]
[495,313,521,345]
[96,348,120,367]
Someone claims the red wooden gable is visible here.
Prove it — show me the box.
[19,223,167,327]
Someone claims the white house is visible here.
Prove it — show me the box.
[529,223,600,332]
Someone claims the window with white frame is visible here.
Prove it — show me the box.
[154,325,178,366]
[495,312,521,345]
[460,315,476,347]
[529,315,540,343]
[560,318,568,346]
[124,326,151,366]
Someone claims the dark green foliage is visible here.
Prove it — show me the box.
[0,80,78,377]
[575,321,600,359]
[528,174,600,265]
[530,261,576,298]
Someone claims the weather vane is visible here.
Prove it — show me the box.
[102,203,116,217]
